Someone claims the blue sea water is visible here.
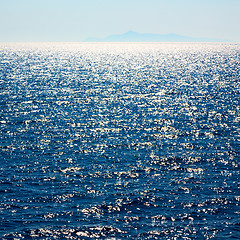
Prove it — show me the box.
[0,42,239,239]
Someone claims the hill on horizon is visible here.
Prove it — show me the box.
[85,31,231,43]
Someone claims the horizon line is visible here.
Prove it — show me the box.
[0,41,238,44]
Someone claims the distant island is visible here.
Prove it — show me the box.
[85,31,231,43]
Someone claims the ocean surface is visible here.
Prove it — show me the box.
[0,43,239,239]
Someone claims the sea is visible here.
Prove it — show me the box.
[0,42,239,239]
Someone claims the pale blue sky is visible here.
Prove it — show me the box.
[0,0,239,42]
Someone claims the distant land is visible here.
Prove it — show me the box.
[85,31,231,43]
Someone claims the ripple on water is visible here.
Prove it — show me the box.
[0,42,239,239]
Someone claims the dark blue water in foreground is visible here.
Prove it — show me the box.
[0,43,239,239]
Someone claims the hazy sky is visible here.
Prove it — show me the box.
[0,0,239,42]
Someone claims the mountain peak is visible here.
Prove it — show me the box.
[125,30,138,35]
[85,31,231,43]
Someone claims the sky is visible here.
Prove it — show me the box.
[0,0,240,42]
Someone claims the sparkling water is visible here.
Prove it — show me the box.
[0,43,239,239]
